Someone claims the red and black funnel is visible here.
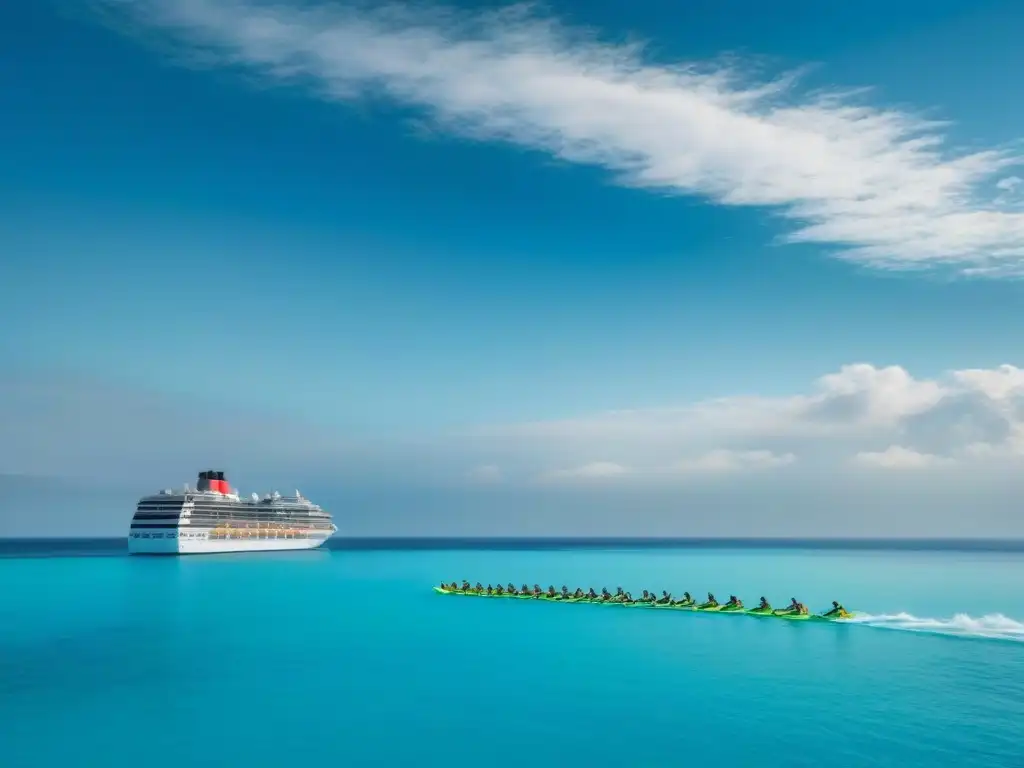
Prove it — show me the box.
[197,470,230,494]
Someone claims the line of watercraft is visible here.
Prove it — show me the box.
[434,582,854,621]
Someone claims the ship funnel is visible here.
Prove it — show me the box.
[197,469,229,493]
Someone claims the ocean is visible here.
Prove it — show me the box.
[1,539,1022,767]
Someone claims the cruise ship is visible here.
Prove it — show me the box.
[127,470,337,555]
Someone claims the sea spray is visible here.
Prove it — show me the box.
[847,612,1024,642]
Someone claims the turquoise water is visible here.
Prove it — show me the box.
[2,543,1023,767]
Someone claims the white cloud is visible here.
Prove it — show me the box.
[479,363,1024,478]
[993,176,1023,212]
[675,449,796,474]
[949,364,1024,400]
[540,461,629,482]
[479,364,957,443]
[99,0,1024,275]
[996,176,1022,193]
[6,363,1024,535]
[852,445,952,469]
[539,450,794,483]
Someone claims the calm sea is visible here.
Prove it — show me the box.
[1,539,1022,767]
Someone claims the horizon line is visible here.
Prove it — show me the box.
[3,535,1024,555]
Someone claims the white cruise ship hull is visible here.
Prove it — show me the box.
[129,470,336,555]
[128,529,332,555]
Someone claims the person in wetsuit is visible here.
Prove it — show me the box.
[724,595,743,609]
[587,588,599,600]
[757,596,771,610]
[785,597,808,615]
[657,590,672,604]
[701,592,719,608]
[823,601,848,618]
[673,591,694,606]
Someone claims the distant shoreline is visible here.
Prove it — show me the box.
[3,536,1024,556]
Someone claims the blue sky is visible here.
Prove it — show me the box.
[2,0,1024,536]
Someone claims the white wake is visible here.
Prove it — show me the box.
[846,611,1024,642]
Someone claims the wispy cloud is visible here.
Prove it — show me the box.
[98,0,1024,274]
[480,363,1024,478]
[539,450,795,485]
[996,177,1023,193]
[676,449,796,474]
[538,461,630,483]
[852,445,953,470]
[6,359,1024,551]
[10,361,1024,489]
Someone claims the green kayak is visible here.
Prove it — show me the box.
[693,603,746,613]
[663,601,697,610]
[433,587,854,620]
[771,610,811,621]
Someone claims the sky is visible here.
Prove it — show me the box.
[2,0,1024,537]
